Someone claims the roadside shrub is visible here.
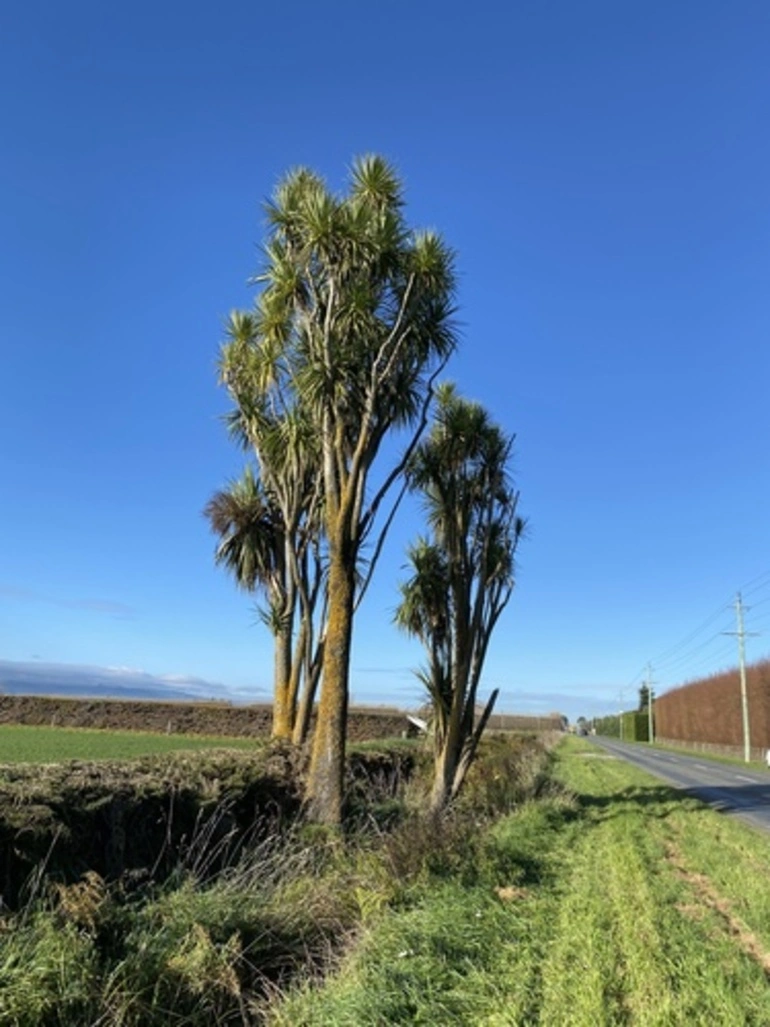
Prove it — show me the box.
[378,808,482,890]
[373,735,554,893]
[344,745,422,827]
[456,733,553,818]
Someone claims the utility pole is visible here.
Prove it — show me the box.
[645,663,656,745]
[618,688,625,740]
[724,592,757,763]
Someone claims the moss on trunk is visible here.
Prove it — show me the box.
[271,623,294,740]
[305,546,355,824]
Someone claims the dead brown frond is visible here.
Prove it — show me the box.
[53,870,107,935]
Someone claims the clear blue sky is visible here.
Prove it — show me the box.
[2,0,769,721]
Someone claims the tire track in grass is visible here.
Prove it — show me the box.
[665,838,770,975]
[595,809,726,1026]
[652,828,770,1024]
[482,776,639,1025]
[477,799,586,1026]
[536,750,645,1023]
[536,819,625,1025]
[480,870,565,1025]
[601,816,674,1025]
[535,805,676,1024]
[540,740,770,1026]
[522,748,630,1025]
[664,806,770,957]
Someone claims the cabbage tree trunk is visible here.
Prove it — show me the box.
[305,538,355,824]
[430,688,498,812]
[271,616,294,740]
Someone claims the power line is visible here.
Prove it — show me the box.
[648,603,732,667]
[739,568,770,590]
[654,630,733,674]
[740,569,770,600]
[625,666,646,691]
[745,609,770,632]
[669,640,737,681]
[627,569,770,710]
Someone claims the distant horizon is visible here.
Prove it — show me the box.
[0,657,253,706]
[0,657,572,718]
[0,655,756,723]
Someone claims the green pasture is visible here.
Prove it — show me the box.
[0,723,259,763]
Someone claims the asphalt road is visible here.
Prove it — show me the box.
[587,736,770,833]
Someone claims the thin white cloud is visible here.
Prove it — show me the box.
[0,585,135,620]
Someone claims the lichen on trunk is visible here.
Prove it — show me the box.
[305,546,355,824]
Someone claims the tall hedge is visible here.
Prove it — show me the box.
[654,660,770,752]
[593,715,620,737]
[620,711,650,742]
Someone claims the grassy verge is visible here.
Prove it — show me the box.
[0,723,261,762]
[270,737,770,1026]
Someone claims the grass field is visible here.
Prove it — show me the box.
[0,723,259,763]
[271,737,770,1025]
